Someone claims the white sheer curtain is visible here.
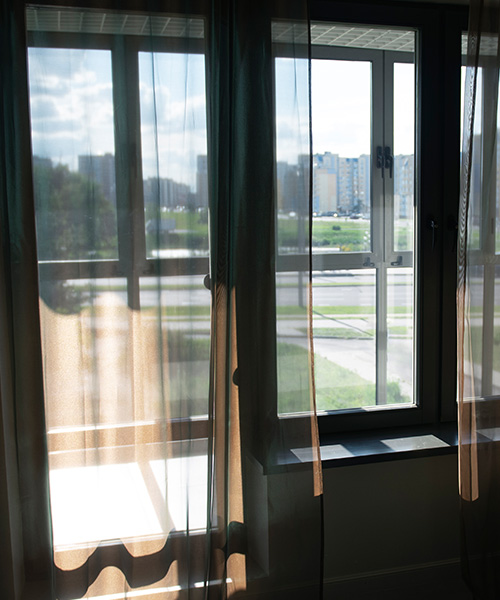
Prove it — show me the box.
[459,0,500,597]
[0,0,323,598]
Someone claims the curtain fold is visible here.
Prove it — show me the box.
[0,0,54,597]
[0,0,323,598]
[459,0,500,597]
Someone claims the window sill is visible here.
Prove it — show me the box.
[319,422,458,467]
[274,423,458,472]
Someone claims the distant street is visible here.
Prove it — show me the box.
[79,270,414,309]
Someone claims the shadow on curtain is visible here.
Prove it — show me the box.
[1,0,323,598]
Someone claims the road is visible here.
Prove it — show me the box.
[64,270,415,406]
[77,270,414,310]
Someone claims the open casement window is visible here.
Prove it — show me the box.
[274,23,424,431]
[461,35,500,400]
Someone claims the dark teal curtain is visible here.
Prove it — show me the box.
[0,0,54,597]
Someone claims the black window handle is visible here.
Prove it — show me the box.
[429,217,439,250]
[376,146,384,178]
[384,146,393,179]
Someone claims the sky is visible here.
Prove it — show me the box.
[28,47,207,189]
[28,47,416,190]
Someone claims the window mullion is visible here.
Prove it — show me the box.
[383,51,396,264]
[112,37,147,310]
[372,51,388,405]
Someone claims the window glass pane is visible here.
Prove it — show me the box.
[50,442,208,547]
[40,279,128,430]
[139,52,209,259]
[466,264,484,393]
[311,269,377,411]
[139,275,210,419]
[28,48,118,261]
[462,64,482,250]
[39,274,210,428]
[496,80,500,254]
[387,267,413,404]
[296,26,418,414]
[275,57,310,255]
[393,62,414,253]
[312,59,371,252]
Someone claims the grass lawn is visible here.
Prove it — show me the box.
[276,342,409,413]
[161,332,409,414]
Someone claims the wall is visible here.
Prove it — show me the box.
[323,453,473,598]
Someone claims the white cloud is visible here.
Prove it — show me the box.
[28,47,208,187]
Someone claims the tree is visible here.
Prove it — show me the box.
[33,163,118,313]
[33,163,117,261]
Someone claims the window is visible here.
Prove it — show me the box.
[274,4,466,433]
[274,24,418,427]
[26,5,466,569]
[27,7,211,573]
[461,31,500,401]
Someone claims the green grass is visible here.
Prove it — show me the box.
[313,305,410,315]
[389,325,411,335]
[314,355,409,411]
[314,305,375,315]
[145,209,209,252]
[151,306,212,317]
[160,332,409,415]
[276,342,409,413]
[308,327,372,339]
[309,325,411,338]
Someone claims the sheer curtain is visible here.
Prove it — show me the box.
[0,0,322,598]
[459,0,500,597]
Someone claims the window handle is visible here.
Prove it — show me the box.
[376,146,385,178]
[384,146,393,179]
[391,255,403,266]
[363,256,375,267]
[429,217,439,250]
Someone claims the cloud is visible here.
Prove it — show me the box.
[28,48,116,168]
[28,47,208,186]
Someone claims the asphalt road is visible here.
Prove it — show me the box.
[101,271,415,309]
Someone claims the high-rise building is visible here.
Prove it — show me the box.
[32,155,53,170]
[78,153,116,206]
[276,160,307,213]
[196,155,209,208]
[357,154,370,215]
[143,177,191,209]
[394,154,414,219]
[338,157,361,213]
[313,152,338,214]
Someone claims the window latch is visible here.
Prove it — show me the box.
[376,146,384,177]
[384,146,393,179]
[391,255,403,266]
[429,217,439,250]
[363,256,375,268]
